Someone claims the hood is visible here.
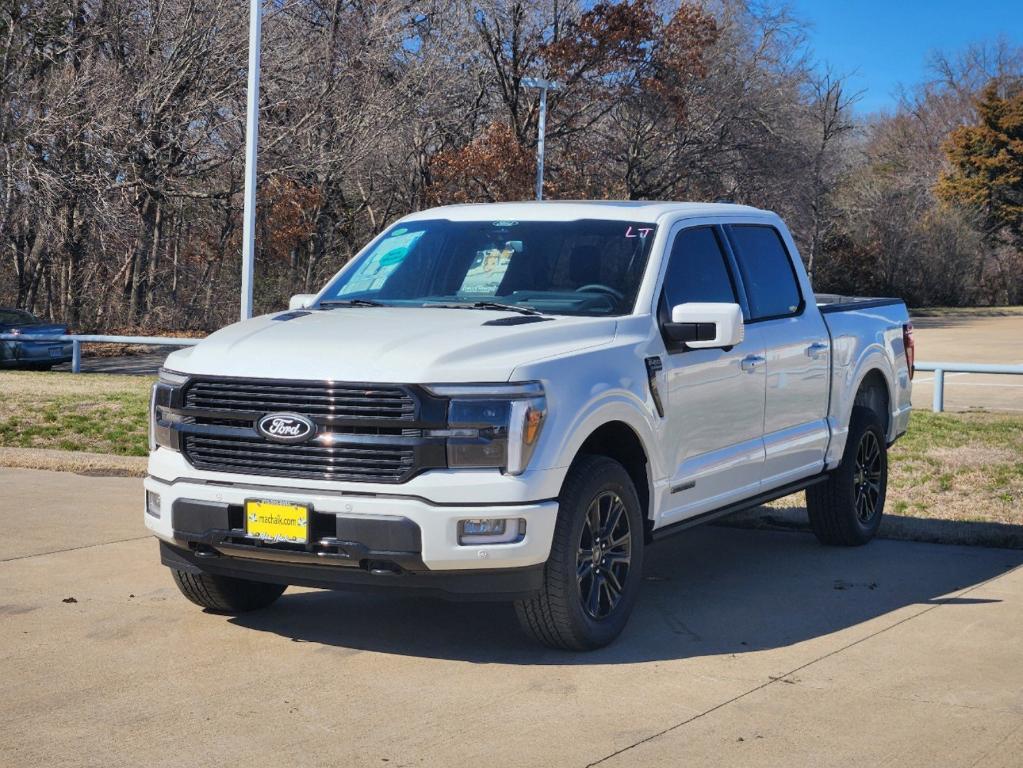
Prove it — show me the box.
[165,307,616,383]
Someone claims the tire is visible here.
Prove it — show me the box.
[515,455,645,650]
[171,568,286,613]
[807,405,888,546]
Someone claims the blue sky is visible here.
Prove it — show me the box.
[790,0,1023,113]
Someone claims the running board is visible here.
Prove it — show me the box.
[650,473,828,542]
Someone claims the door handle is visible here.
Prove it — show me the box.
[740,355,765,372]
[806,342,829,359]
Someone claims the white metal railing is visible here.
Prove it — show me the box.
[0,333,201,373]
[914,362,1023,412]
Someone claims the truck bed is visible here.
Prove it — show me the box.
[815,294,906,314]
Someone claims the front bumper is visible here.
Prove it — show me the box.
[159,541,545,600]
[144,473,559,596]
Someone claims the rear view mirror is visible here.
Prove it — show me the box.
[664,302,744,349]
[289,293,316,311]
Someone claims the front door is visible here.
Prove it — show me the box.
[658,225,767,525]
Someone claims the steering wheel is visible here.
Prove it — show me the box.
[575,283,625,301]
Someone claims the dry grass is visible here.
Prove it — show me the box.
[886,410,1023,525]
[911,305,1023,318]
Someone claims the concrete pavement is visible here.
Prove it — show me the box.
[912,314,1023,412]
[2,466,1022,767]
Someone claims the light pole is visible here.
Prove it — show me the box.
[239,0,262,320]
[521,77,560,201]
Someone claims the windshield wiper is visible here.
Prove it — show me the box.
[424,301,546,316]
[319,298,386,308]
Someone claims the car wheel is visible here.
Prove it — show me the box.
[807,405,888,546]
[515,455,645,650]
[171,568,286,613]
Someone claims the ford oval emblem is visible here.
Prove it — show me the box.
[257,412,315,443]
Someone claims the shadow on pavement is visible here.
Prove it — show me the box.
[228,526,1023,665]
[724,505,1023,549]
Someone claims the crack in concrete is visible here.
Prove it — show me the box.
[0,535,152,563]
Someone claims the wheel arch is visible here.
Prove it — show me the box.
[853,367,891,436]
[571,420,653,532]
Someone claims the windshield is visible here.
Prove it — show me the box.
[318,218,658,316]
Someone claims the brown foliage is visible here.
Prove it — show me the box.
[2,2,1021,332]
[428,122,535,204]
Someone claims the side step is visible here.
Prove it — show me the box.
[650,474,828,542]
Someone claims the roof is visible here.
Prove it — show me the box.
[401,200,770,224]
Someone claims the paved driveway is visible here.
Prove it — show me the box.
[53,349,176,376]
[912,314,1023,411]
[2,466,1022,768]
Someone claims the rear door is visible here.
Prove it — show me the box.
[658,224,767,524]
[724,224,830,490]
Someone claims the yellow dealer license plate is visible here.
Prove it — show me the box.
[245,500,309,544]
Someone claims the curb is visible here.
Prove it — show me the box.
[0,447,147,478]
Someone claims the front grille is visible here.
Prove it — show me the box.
[184,435,416,483]
[174,377,442,483]
[185,379,415,421]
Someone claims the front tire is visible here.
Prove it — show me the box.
[515,455,645,650]
[807,405,888,546]
[171,568,286,613]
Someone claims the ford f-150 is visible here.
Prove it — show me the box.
[145,201,914,649]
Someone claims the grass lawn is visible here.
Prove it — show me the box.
[1,371,1021,522]
[0,371,153,456]
[887,410,1023,525]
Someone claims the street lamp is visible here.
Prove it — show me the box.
[239,0,262,320]
[521,77,560,201]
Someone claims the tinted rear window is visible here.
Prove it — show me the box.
[726,225,802,320]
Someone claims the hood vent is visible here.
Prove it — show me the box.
[482,315,552,326]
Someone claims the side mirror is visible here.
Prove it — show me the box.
[664,302,744,349]
[289,293,316,311]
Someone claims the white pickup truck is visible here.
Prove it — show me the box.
[145,201,914,649]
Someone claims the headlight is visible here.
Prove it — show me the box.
[151,368,189,452]
[158,368,189,386]
[425,382,547,475]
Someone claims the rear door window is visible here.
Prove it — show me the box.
[726,225,803,320]
[661,226,737,307]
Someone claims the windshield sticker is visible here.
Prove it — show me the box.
[458,246,514,295]
[338,230,424,295]
[625,226,653,239]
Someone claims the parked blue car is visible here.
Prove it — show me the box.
[0,308,73,370]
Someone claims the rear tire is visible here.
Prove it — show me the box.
[515,455,645,650]
[171,568,286,613]
[807,405,888,546]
